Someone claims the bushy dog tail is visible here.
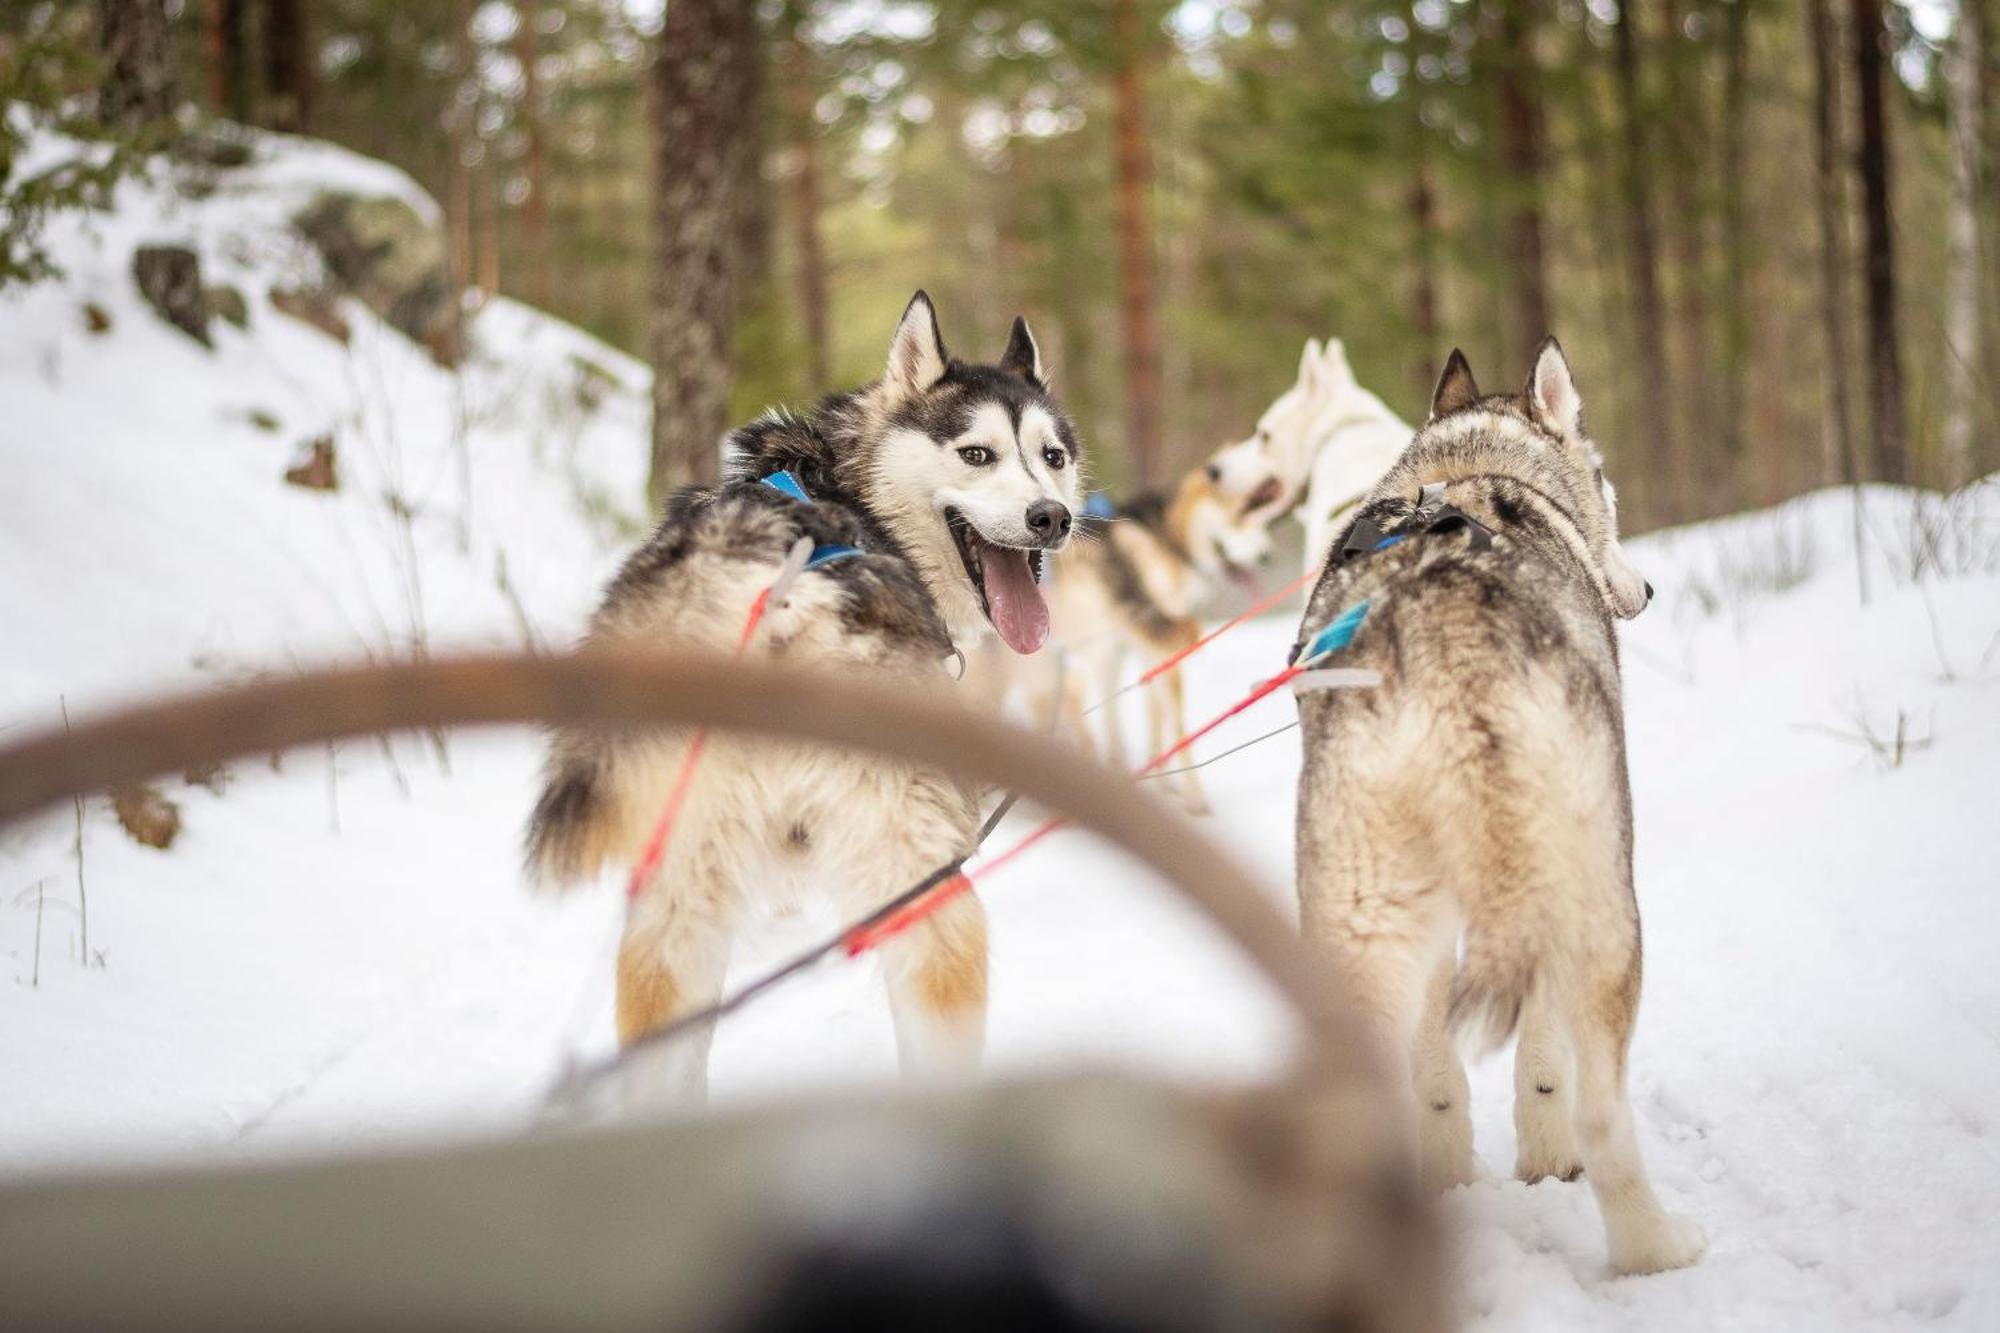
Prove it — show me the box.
[523,756,609,891]
[1445,906,1546,1056]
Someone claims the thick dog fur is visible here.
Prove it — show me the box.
[1291,341,1702,1275]
[1208,337,1412,575]
[525,292,1082,1104]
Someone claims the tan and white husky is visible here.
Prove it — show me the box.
[1022,466,1270,812]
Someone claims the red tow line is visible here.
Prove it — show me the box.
[625,559,1319,921]
[842,644,1318,955]
[622,536,818,903]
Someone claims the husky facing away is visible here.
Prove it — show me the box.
[1207,337,1412,576]
[526,292,1082,1101]
[1291,341,1703,1276]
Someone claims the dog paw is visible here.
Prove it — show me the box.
[1515,1154,1584,1185]
[1609,1214,1706,1276]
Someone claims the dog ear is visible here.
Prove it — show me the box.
[1321,337,1355,386]
[1525,337,1583,437]
[999,315,1045,386]
[884,290,949,404]
[1429,348,1480,420]
[1298,337,1323,385]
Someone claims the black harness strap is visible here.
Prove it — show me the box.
[1334,482,1493,568]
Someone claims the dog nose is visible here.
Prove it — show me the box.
[1205,463,1222,483]
[1025,500,1071,544]
[1644,580,1655,603]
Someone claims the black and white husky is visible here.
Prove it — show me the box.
[1292,341,1702,1275]
[526,293,1082,1102]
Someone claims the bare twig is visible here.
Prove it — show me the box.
[1919,582,1960,682]
[494,551,543,654]
[1792,702,1933,770]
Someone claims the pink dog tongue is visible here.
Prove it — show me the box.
[981,546,1049,654]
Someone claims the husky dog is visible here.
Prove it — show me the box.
[1207,337,1411,576]
[1032,466,1271,812]
[526,292,1082,1101]
[1291,341,1701,1276]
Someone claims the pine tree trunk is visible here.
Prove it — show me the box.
[1717,0,1753,511]
[1808,0,1859,489]
[479,151,501,300]
[515,0,548,310]
[1405,2,1440,412]
[1850,0,1908,484]
[203,0,249,121]
[1492,0,1550,370]
[782,8,831,393]
[1657,0,1713,517]
[1612,1,1676,521]
[97,0,178,130]
[447,0,476,313]
[1944,0,1984,486]
[648,0,757,505]
[262,0,314,134]
[1112,0,1163,486]
[1407,153,1441,411]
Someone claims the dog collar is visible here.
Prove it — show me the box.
[759,470,864,569]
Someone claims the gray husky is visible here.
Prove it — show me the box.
[526,292,1082,1102]
[1291,340,1703,1275]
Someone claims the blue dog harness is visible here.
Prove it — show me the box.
[1334,482,1491,568]
[759,470,864,569]
[1286,485,1493,673]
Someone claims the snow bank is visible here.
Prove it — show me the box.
[0,120,647,717]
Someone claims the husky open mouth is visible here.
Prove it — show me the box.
[944,506,1050,654]
[1240,475,1286,519]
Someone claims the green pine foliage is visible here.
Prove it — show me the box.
[0,6,157,290]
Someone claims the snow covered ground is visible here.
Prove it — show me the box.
[4,123,1999,1329]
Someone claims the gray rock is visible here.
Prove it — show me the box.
[132,245,211,347]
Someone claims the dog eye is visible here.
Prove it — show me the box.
[957,446,994,466]
[1042,447,1066,470]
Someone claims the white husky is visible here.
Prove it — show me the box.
[1207,338,1411,577]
